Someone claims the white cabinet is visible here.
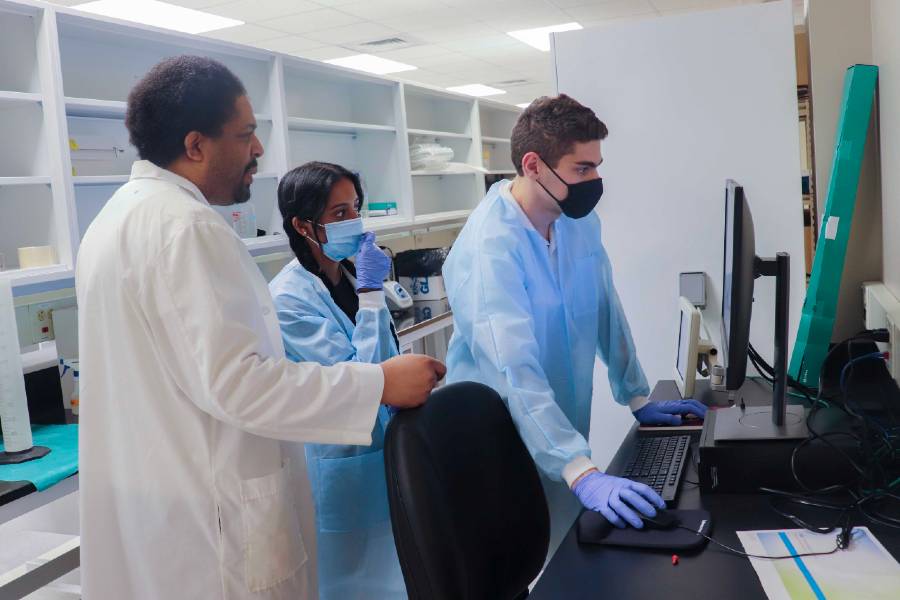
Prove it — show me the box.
[0,0,521,293]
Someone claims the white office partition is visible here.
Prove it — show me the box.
[552,0,805,468]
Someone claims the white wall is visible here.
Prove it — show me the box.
[807,0,882,341]
[553,0,806,468]
[872,0,900,299]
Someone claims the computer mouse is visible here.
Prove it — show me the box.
[641,509,680,530]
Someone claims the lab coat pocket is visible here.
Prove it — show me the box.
[315,450,391,533]
[239,463,308,592]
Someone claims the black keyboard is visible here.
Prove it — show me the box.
[619,435,691,504]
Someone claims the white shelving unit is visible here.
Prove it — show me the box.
[478,100,520,192]
[0,0,521,293]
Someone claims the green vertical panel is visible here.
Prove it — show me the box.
[790,64,879,387]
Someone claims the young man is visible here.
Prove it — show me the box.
[77,56,444,599]
[443,95,705,554]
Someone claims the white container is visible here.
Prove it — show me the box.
[17,245,57,268]
[399,275,447,301]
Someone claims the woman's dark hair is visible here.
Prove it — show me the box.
[278,161,364,275]
[126,55,246,167]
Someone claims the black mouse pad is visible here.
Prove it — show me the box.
[577,509,713,550]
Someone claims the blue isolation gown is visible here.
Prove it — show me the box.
[443,180,650,556]
[269,260,403,600]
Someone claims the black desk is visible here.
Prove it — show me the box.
[531,380,900,599]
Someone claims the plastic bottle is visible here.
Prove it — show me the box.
[71,368,80,416]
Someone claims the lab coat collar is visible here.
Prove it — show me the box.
[499,179,557,251]
[129,160,209,206]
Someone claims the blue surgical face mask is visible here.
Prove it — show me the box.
[307,217,364,261]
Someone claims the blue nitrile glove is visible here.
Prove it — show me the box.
[633,399,707,426]
[573,471,665,529]
[355,232,392,291]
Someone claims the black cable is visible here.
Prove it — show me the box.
[748,342,817,400]
[676,525,845,559]
[755,329,900,536]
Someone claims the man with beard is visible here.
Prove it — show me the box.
[76,55,444,599]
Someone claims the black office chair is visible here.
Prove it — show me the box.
[384,381,550,600]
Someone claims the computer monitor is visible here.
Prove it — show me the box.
[721,181,755,391]
[714,180,807,441]
[675,297,702,399]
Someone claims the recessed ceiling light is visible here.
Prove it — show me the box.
[447,84,506,98]
[516,103,531,108]
[74,0,243,34]
[324,54,417,75]
[507,22,583,52]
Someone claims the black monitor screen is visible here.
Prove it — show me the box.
[721,180,755,391]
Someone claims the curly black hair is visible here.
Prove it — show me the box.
[125,55,246,167]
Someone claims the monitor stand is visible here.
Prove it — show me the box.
[693,379,734,408]
[713,404,808,441]
[714,252,808,442]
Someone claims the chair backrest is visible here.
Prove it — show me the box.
[384,381,550,600]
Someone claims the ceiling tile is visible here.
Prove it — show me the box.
[291,45,355,61]
[373,44,454,61]
[497,10,580,32]
[379,10,481,33]
[338,0,434,21]
[304,22,401,45]
[563,0,658,21]
[546,0,605,7]
[259,8,363,34]
[202,24,285,44]
[650,0,742,10]
[412,24,500,45]
[438,35,520,55]
[403,51,472,68]
[205,0,321,22]
[307,0,369,6]
[459,43,545,63]
[429,58,504,76]
[145,0,234,8]
[398,70,470,88]
[252,35,326,54]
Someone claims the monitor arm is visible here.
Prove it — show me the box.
[754,252,790,426]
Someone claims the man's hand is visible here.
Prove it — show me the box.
[633,399,707,426]
[380,354,447,409]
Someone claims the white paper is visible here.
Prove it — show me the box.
[737,527,900,600]
[0,279,33,453]
[825,216,840,240]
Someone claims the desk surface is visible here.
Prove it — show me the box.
[530,380,900,599]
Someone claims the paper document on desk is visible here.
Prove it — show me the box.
[737,527,900,600]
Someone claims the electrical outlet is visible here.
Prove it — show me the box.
[889,316,900,382]
[30,303,54,343]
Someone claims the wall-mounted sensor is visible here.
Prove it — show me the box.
[679,272,707,309]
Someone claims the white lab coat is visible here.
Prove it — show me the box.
[76,160,385,599]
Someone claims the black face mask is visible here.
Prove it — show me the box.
[536,156,604,219]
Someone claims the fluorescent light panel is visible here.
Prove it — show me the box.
[75,0,243,34]
[447,84,506,97]
[324,54,417,75]
[516,103,531,108]
[507,22,583,52]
